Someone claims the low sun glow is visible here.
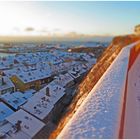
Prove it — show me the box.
[0,1,139,37]
[0,2,58,36]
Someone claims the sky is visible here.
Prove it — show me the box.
[0,1,140,37]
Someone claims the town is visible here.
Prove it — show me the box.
[0,43,97,139]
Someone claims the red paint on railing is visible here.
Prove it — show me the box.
[119,43,140,138]
[128,44,140,71]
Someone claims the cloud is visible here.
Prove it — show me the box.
[53,28,62,32]
[13,27,20,32]
[61,32,113,42]
[25,27,35,32]
[40,29,48,33]
[9,26,113,42]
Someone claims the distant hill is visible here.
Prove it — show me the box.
[67,46,106,58]
[0,35,113,43]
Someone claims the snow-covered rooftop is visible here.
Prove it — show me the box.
[45,83,65,104]
[57,42,138,139]
[0,109,45,139]
[0,102,14,123]
[16,68,51,83]
[53,73,74,88]
[68,64,88,79]
[0,76,15,92]
[23,89,36,99]
[0,91,31,110]
[2,49,95,86]
[22,84,65,120]
[4,64,52,83]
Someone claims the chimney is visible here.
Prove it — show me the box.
[1,77,5,85]
[46,87,50,97]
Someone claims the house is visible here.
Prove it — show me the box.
[53,73,75,88]
[8,66,52,92]
[0,109,45,139]
[0,102,14,124]
[10,75,42,92]
[22,84,65,123]
[0,55,16,70]
[0,91,35,110]
[0,76,15,95]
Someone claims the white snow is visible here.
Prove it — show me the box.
[6,109,45,138]
[22,84,65,120]
[57,42,138,139]
[0,123,30,139]
[0,109,45,139]
[0,91,29,110]
[0,76,15,94]
[53,73,74,88]
[68,64,87,79]
[0,102,14,123]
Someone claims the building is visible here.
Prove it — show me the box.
[68,64,87,81]
[0,90,35,110]
[11,75,41,92]
[22,84,65,123]
[0,109,45,139]
[0,102,14,124]
[9,67,52,92]
[134,24,140,35]
[53,73,75,88]
[0,76,15,95]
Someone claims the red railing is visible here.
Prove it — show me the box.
[119,43,140,138]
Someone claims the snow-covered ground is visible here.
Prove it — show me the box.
[57,42,138,139]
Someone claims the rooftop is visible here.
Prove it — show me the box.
[0,109,45,139]
[4,64,52,83]
[0,76,15,92]
[0,102,14,123]
[0,91,34,110]
[22,84,65,120]
[53,73,74,87]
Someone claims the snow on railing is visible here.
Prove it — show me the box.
[57,42,139,139]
